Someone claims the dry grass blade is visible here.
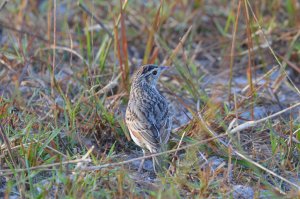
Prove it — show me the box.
[246,0,300,96]
[233,150,300,191]
[198,104,300,192]
[278,54,300,74]
[162,25,193,66]
[0,124,16,168]
[0,55,17,72]
[241,65,279,93]
[114,18,125,84]
[0,140,68,158]
[75,146,94,170]
[243,0,255,119]
[90,0,128,69]
[0,123,25,197]
[143,4,162,64]
[228,0,241,100]
[51,0,57,98]
[120,0,129,86]
[38,45,89,66]
[78,1,113,38]
[88,73,122,98]
[281,28,300,71]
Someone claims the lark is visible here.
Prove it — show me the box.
[125,64,172,173]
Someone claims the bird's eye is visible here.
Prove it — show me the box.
[152,70,157,75]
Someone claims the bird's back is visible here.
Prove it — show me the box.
[126,83,171,148]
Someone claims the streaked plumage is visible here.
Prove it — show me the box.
[125,64,172,173]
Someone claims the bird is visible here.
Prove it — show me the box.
[125,64,172,174]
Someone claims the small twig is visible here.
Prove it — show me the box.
[170,130,187,168]
[78,1,113,38]
[88,73,122,98]
[241,65,279,93]
[79,134,229,171]
[233,150,299,191]
[0,158,91,176]
[228,102,300,134]
[197,101,228,147]
[198,152,209,165]
[0,134,229,176]
[175,131,186,156]
[292,127,300,136]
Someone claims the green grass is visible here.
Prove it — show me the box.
[0,0,299,198]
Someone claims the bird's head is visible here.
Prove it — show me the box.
[132,64,168,87]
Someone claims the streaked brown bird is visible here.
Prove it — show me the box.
[125,64,172,173]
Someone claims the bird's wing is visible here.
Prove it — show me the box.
[159,112,172,144]
[154,99,172,144]
[126,105,160,150]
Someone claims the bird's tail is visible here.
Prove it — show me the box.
[152,146,168,174]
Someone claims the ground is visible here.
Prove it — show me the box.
[0,0,300,198]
